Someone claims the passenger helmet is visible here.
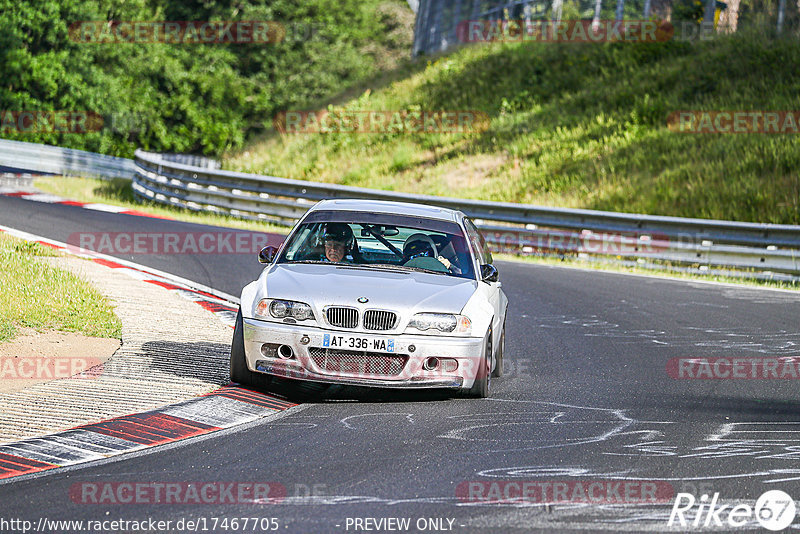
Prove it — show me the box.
[403,239,436,260]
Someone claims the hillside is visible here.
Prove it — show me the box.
[225,30,800,224]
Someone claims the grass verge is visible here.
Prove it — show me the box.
[0,234,122,343]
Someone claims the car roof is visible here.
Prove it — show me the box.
[308,199,463,223]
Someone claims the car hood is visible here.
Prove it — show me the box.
[263,263,477,314]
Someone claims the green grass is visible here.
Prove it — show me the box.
[225,29,800,224]
[0,234,122,343]
[34,177,289,234]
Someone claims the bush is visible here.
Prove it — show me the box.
[0,0,413,157]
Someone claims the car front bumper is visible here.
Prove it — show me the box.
[242,317,485,390]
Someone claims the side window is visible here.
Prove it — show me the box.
[479,229,493,264]
[282,225,313,261]
[463,218,492,265]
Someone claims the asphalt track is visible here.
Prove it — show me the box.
[2,194,800,532]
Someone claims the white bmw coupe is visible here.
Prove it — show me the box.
[231,199,508,398]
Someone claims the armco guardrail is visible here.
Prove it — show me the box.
[132,149,800,280]
[0,139,796,280]
[0,138,134,179]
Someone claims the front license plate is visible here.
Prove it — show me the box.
[322,334,395,352]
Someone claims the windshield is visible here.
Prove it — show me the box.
[276,210,475,279]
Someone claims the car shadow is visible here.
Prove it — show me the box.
[252,377,457,404]
[137,340,458,403]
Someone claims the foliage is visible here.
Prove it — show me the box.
[0,0,413,156]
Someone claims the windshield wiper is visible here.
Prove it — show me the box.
[367,263,449,276]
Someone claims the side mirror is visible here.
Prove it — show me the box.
[259,246,278,264]
[480,263,498,283]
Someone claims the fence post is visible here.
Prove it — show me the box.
[448,0,463,46]
[777,0,786,33]
[551,0,563,22]
[412,0,432,55]
[432,0,444,51]
[615,0,625,21]
[702,0,717,35]
[592,0,603,31]
[471,0,481,21]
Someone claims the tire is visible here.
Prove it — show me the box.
[465,330,491,398]
[230,308,272,389]
[492,321,505,378]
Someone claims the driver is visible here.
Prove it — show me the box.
[321,223,354,262]
[403,238,457,272]
[403,239,436,262]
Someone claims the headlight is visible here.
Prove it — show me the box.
[270,300,288,317]
[255,299,315,321]
[408,313,471,334]
[290,302,314,321]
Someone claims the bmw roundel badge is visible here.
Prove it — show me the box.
[357,297,369,303]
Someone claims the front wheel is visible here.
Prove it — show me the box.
[492,321,505,378]
[230,308,272,389]
[465,331,491,398]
